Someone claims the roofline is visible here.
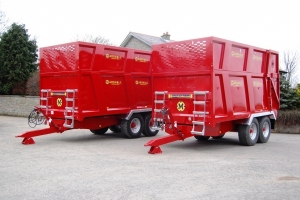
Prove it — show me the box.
[120,32,153,47]
[120,32,131,47]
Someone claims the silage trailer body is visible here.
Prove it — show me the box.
[145,36,279,153]
[17,41,158,144]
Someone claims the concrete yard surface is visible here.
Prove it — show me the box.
[0,116,299,200]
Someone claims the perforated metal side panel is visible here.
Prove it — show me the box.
[152,39,209,72]
[40,44,77,72]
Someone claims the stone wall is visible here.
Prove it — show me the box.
[275,125,300,134]
[0,95,39,117]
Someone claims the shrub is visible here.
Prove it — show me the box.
[11,81,27,95]
[276,110,300,126]
[0,23,38,94]
[26,71,40,96]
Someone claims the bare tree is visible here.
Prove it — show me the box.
[0,8,9,36]
[74,34,115,46]
[282,50,300,87]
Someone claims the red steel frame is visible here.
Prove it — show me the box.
[17,42,153,144]
[145,36,279,153]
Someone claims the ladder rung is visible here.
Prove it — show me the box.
[194,91,208,95]
[65,107,75,110]
[66,98,75,101]
[41,89,50,92]
[63,124,73,128]
[40,98,48,100]
[155,91,166,95]
[192,121,204,125]
[40,105,48,108]
[153,118,163,121]
[194,101,205,105]
[154,100,164,104]
[154,109,162,113]
[66,89,77,93]
[191,131,204,135]
[64,90,76,129]
[193,111,209,115]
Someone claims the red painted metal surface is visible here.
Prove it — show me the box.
[148,146,162,154]
[39,42,152,118]
[146,36,279,153]
[17,42,153,142]
[21,138,35,145]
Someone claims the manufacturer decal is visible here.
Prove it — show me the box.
[169,94,193,99]
[105,54,122,60]
[135,80,148,85]
[51,92,66,96]
[57,98,62,107]
[230,80,243,87]
[135,57,148,62]
[105,80,122,85]
[231,51,243,58]
[253,81,262,87]
[177,101,185,111]
[253,55,262,61]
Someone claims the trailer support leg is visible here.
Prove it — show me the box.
[148,146,162,154]
[22,137,35,145]
[145,133,189,154]
[16,126,63,145]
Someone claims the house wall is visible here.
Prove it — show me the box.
[124,37,151,51]
[0,95,39,117]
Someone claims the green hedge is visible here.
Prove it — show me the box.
[277,110,300,126]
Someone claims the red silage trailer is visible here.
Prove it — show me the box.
[145,36,280,154]
[17,41,158,144]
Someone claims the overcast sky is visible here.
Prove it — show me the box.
[1,0,300,72]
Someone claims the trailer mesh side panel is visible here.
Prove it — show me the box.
[40,44,77,72]
[152,39,209,72]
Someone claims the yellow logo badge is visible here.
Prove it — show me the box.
[177,101,185,111]
[57,98,62,107]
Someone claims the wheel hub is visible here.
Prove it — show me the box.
[262,122,270,137]
[130,118,141,133]
[131,123,136,128]
[249,123,257,140]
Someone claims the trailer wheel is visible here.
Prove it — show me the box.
[143,113,159,137]
[212,134,225,139]
[194,136,210,141]
[257,117,271,143]
[109,125,121,133]
[90,127,109,135]
[238,118,259,146]
[121,114,144,138]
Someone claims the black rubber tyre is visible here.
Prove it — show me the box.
[143,113,159,137]
[212,134,225,139]
[121,114,144,138]
[109,125,121,133]
[257,117,271,143]
[238,118,259,146]
[194,136,210,141]
[90,127,109,135]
